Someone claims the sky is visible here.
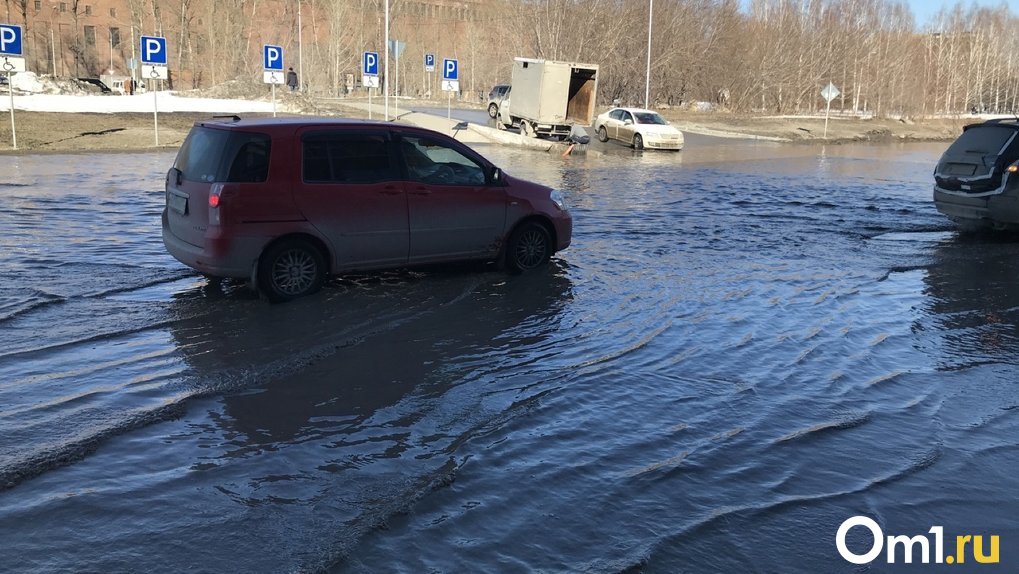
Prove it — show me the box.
[738,0,1019,26]
[908,0,1019,24]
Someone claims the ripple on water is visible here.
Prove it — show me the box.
[4,142,1019,572]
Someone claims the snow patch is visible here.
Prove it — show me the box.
[1,71,281,114]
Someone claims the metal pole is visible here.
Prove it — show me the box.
[297,0,304,92]
[130,27,136,93]
[645,0,653,109]
[6,70,16,150]
[272,83,277,117]
[395,45,399,119]
[369,87,372,120]
[152,69,159,146]
[50,28,57,75]
[384,0,390,121]
[824,97,831,139]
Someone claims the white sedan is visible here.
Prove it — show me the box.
[593,107,684,151]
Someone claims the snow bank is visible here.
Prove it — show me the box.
[10,71,50,93]
[1,71,279,114]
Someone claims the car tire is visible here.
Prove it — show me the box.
[520,120,536,138]
[505,221,551,273]
[597,126,608,142]
[488,103,499,118]
[257,239,326,303]
[633,133,644,150]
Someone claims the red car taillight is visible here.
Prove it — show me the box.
[209,183,223,207]
[209,183,223,224]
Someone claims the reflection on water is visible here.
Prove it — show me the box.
[2,138,1018,573]
[920,234,1019,371]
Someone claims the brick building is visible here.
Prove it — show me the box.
[5,0,491,95]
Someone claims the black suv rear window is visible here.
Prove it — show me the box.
[174,126,271,183]
[944,125,1016,157]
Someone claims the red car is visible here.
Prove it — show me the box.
[161,117,572,302]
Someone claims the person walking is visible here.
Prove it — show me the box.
[286,67,298,92]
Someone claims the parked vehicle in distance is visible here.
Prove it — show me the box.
[75,77,112,94]
[102,74,145,94]
[487,84,511,118]
[934,118,1019,231]
[162,117,572,302]
[593,107,684,151]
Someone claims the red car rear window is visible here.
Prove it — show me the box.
[174,126,271,183]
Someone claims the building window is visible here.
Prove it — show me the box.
[59,2,66,12]
[110,7,117,17]
[84,26,96,46]
[34,0,41,10]
[85,5,92,15]
[110,27,120,47]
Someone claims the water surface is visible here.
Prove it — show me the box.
[1,136,1016,572]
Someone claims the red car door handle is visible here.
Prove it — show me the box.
[379,186,402,195]
[409,187,432,195]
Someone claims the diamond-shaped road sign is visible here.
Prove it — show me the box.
[821,82,840,103]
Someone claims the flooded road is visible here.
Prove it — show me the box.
[2,135,1017,572]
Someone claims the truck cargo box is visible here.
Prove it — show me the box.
[510,58,599,129]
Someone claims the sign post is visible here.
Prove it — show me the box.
[388,40,405,119]
[821,81,840,139]
[424,53,434,98]
[363,51,379,120]
[441,58,459,120]
[1,23,24,150]
[140,35,167,146]
[263,44,284,117]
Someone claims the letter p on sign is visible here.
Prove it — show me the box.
[140,36,167,65]
[264,45,283,71]
[0,25,23,56]
[443,58,458,81]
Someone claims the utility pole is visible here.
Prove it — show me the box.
[645,0,653,109]
[298,0,303,91]
[384,0,390,120]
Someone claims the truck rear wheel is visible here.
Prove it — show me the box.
[520,120,536,138]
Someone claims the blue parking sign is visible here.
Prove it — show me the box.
[424,53,435,72]
[263,45,283,71]
[140,36,167,65]
[363,51,379,76]
[0,24,23,56]
[442,58,458,81]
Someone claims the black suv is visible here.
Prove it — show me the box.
[934,119,1019,231]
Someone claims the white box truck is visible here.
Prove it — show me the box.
[497,57,598,139]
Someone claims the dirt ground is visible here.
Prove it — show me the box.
[0,102,972,154]
[0,111,223,153]
[662,112,970,144]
